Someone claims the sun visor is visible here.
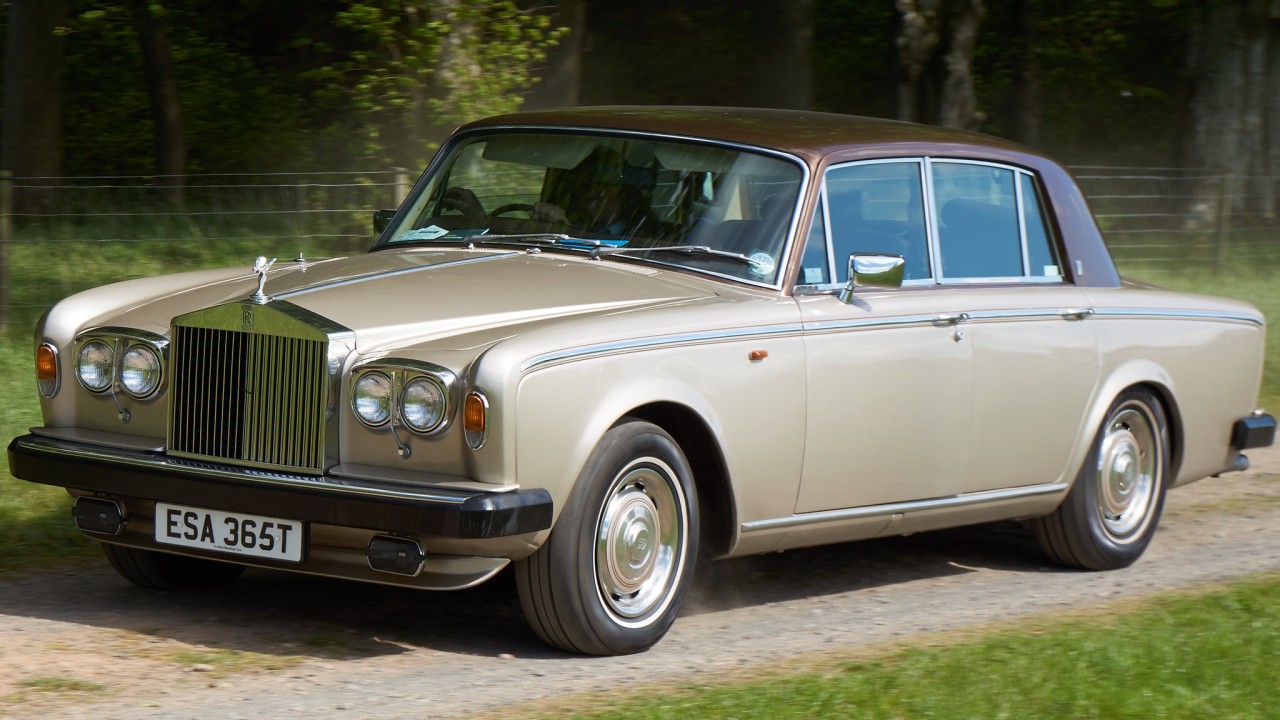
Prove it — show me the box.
[481,134,659,172]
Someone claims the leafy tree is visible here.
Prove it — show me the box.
[298,0,565,169]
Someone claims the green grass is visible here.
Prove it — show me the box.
[527,575,1280,720]
[17,677,106,694]
[0,338,96,572]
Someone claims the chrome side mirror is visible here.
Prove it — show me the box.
[838,253,905,303]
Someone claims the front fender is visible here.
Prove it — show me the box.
[511,336,808,529]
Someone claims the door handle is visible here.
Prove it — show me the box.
[934,312,970,325]
[1061,307,1095,321]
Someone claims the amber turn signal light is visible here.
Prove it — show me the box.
[463,390,489,449]
[36,342,60,397]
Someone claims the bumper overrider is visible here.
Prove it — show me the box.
[1232,413,1277,451]
[8,433,553,588]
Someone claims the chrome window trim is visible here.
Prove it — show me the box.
[821,158,931,285]
[741,482,1070,533]
[922,157,944,281]
[520,324,805,374]
[930,158,1061,285]
[381,125,813,292]
[808,157,1071,293]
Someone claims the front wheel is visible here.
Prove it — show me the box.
[1034,387,1170,570]
[516,420,699,655]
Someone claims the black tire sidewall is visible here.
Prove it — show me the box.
[1068,389,1170,568]
[548,420,699,655]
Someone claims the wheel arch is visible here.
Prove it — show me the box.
[623,402,737,558]
[1084,360,1184,485]
[1133,381,1184,481]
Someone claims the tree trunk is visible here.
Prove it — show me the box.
[894,0,985,129]
[895,0,942,123]
[1184,0,1279,222]
[1,0,68,212]
[425,0,476,152]
[938,0,985,130]
[131,0,187,202]
[524,0,585,109]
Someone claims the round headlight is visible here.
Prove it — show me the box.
[400,376,447,433]
[352,372,393,426]
[76,340,114,393]
[120,345,162,398]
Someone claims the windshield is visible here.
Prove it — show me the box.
[380,131,805,284]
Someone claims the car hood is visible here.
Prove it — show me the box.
[70,248,723,353]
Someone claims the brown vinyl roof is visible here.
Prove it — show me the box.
[461,106,1037,164]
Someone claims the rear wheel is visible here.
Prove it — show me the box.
[516,420,698,655]
[102,543,246,591]
[1034,387,1170,570]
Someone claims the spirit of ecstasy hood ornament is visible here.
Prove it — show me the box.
[250,256,276,304]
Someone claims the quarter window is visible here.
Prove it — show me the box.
[1021,174,1062,279]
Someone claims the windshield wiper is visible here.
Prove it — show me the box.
[467,232,574,244]
[592,244,762,268]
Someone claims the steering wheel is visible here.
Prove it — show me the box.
[489,203,536,217]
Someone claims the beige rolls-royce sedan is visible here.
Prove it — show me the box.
[10,107,1275,655]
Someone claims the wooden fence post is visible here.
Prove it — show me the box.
[0,170,12,329]
[1214,170,1234,273]
[394,168,410,206]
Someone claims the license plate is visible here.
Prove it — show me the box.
[154,503,304,563]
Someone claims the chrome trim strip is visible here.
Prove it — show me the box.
[521,324,805,373]
[741,482,1070,533]
[1090,307,1263,326]
[964,308,1079,322]
[272,253,520,301]
[15,434,475,506]
[802,314,944,334]
[76,327,170,346]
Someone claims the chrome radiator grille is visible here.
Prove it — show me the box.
[169,324,329,473]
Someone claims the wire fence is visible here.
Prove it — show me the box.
[1070,166,1278,273]
[0,166,1277,329]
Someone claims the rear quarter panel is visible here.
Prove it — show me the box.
[1084,286,1266,486]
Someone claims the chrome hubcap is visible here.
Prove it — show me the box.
[595,459,687,625]
[1096,404,1160,540]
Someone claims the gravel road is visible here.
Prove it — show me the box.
[3,448,1278,720]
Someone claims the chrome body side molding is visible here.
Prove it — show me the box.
[741,482,1070,533]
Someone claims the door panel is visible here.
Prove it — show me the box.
[963,289,1099,493]
[796,292,972,512]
